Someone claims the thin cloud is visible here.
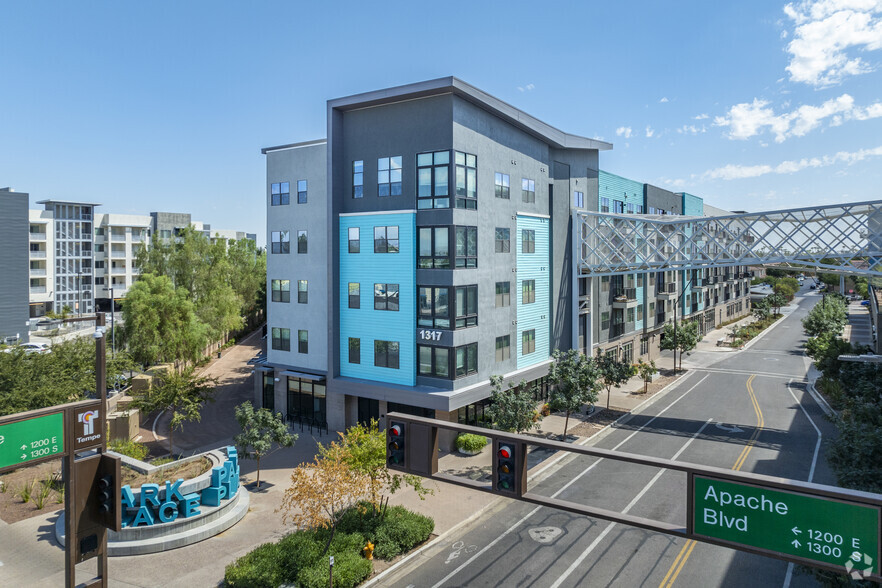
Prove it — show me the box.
[677,125,707,135]
[703,145,882,180]
[659,97,670,103]
[517,83,535,92]
[645,126,655,138]
[616,126,633,138]
[783,0,882,86]
[714,94,882,142]
[693,113,709,120]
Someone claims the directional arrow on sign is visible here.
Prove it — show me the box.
[792,527,802,535]
[20,444,26,450]
[715,423,744,433]
[792,539,802,549]
[20,454,26,460]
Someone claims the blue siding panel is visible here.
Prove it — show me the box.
[680,193,704,315]
[339,213,416,386]
[599,170,645,211]
[516,215,550,369]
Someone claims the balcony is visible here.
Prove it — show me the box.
[612,288,638,309]
[656,312,666,324]
[29,250,46,258]
[111,266,126,275]
[110,248,126,259]
[692,279,707,290]
[610,323,625,338]
[29,232,47,241]
[691,303,699,314]
[110,233,126,242]
[29,268,46,276]
[657,283,677,299]
[29,286,47,294]
[712,275,721,284]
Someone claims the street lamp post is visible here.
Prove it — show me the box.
[672,273,695,373]
[110,286,115,358]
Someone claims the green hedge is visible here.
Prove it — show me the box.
[109,438,149,461]
[224,542,286,588]
[455,433,488,452]
[336,502,434,560]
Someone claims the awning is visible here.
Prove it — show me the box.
[280,370,325,381]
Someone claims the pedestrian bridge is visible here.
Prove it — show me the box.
[576,200,882,277]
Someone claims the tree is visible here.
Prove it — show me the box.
[279,442,368,556]
[546,350,601,438]
[636,359,658,394]
[659,320,700,372]
[234,402,296,489]
[595,350,637,409]
[752,297,772,321]
[121,273,208,367]
[485,375,541,434]
[802,295,847,338]
[335,419,431,516]
[767,292,788,316]
[134,367,216,457]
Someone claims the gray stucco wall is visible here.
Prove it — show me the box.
[150,212,192,237]
[265,142,328,374]
[644,184,682,215]
[0,190,29,343]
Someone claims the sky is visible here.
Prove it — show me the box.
[2,0,881,246]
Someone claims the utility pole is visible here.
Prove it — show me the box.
[110,286,115,358]
[672,273,694,372]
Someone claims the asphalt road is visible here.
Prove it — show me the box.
[381,287,837,587]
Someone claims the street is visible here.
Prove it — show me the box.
[378,288,834,587]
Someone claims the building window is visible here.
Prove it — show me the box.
[495,335,511,362]
[495,282,510,307]
[94,260,104,269]
[455,226,477,268]
[418,286,450,328]
[296,180,307,204]
[627,307,635,322]
[378,156,402,197]
[287,378,326,427]
[637,274,644,288]
[349,338,360,364]
[350,160,365,199]
[522,229,535,253]
[271,231,290,254]
[94,277,105,285]
[297,231,307,254]
[600,197,610,213]
[417,151,450,209]
[454,151,477,209]
[418,227,449,269]
[637,304,644,321]
[271,279,290,303]
[601,311,610,330]
[574,191,584,208]
[374,340,400,369]
[494,172,510,199]
[348,227,359,253]
[622,342,633,363]
[522,279,536,304]
[640,337,649,356]
[627,203,634,214]
[374,226,399,253]
[271,327,290,351]
[636,204,644,213]
[522,330,536,355]
[601,276,610,292]
[348,282,360,308]
[271,182,290,206]
[298,330,308,353]
[298,280,308,304]
[495,228,510,253]
[522,179,535,203]
[374,283,399,311]
[455,343,478,377]
[418,345,450,378]
[614,200,625,214]
[455,285,478,328]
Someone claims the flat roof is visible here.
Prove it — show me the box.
[261,138,327,155]
[328,76,612,152]
[36,199,102,206]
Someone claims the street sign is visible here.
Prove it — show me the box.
[692,475,880,574]
[0,411,64,471]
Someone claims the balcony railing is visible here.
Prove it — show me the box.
[29,232,47,241]
[110,250,126,259]
[29,269,46,276]
[110,233,126,242]
[611,323,625,337]
[29,286,47,294]
[657,283,676,295]
[111,267,126,275]
[656,312,666,324]
[29,251,46,258]
[612,288,637,301]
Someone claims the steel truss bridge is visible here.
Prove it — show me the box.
[576,200,882,278]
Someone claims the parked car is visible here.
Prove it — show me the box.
[861,300,870,306]
[1,342,50,354]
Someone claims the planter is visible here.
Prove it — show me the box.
[457,448,483,456]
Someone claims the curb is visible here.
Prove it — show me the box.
[360,369,693,588]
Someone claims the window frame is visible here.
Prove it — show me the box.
[377,156,402,197]
[297,179,307,204]
[522,229,535,254]
[271,182,290,206]
[352,160,364,199]
[454,151,477,209]
[574,191,584,208]
[495,281,510,307]
[455,285,478,328]
[298,330,308,354]
[297,230,307,254]
[522,279,536,304]
[455,226,477,268]
[298,280,308,304]
[348,227,360,253]
[417,150,450,209]
[417,345,451,378]
[348,282,360,309]
[418,286,450,329]
[522,178,535,203]
[271,279,290,303]
[349,337,360,364]
[495,335,511,362]
[373,283,400,311]
[418,226,450,269]
[271,327,290,351]
[522,329,536,355]
[495,228,510,253]
[455,343,478,377]
[373,226,400,254]
[271,231,290,254]
[494,172,510,199]
[374,340,400,369]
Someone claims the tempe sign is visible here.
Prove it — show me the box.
[692,476,880,574]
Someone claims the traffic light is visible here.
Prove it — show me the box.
[97,474,113,514]
[496,443,516,493]
[387,421,405,468]
[97,453,121,532]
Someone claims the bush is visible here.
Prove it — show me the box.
[277,530,323,582]
[372,506,434,559]
[455,433,488,452]
[224,542,286,588]
[297,550,372,588]
[109,439,149,461]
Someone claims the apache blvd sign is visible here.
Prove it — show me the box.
[692,475,880,575]
[0,411,64,471]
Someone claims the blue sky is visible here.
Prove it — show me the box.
[2,0,881,244]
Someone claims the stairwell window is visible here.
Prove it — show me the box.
[297,180,307,204]
[495,172,510,199]
[522,279,536,304]
[353,161,364,198]
[378,156,402,197]
[522,330,536,355]
[522,229,535,253]
[522,179,535,203]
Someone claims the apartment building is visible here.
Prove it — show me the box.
[259,77,753,440]
[1,188,29,343]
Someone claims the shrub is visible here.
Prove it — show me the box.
[109,438,149,461]
[455,433,488,453]
[277,530,323,582]
[297,551,372,588]
[224,542,285,587]
[372,506,434,559]
[150,457,174,466]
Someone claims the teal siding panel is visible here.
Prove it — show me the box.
[516,215,550,369]
[599,170,645,211]
[635,285,644,330]
[339,213,416,386]
[679,193,703,316]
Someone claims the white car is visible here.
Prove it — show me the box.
[1,343,51,354]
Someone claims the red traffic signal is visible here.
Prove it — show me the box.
[498,445,513,460]
[389,424,403,437]
[387,421,406,467]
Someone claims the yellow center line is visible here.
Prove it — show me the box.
[659,374,763,588]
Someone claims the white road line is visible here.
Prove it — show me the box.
[430,374,710,588]
[549,418,714,588]
[783,378,823,588]
[696,367,806,380]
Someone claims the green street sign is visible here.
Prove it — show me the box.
[693,475,880,575]
[0,412,65,471]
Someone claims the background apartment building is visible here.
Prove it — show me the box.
[260,78,755,441]
[1,188,30,343]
